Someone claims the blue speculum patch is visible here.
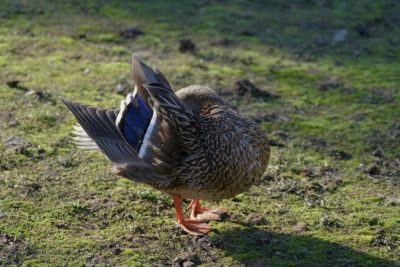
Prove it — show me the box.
[120,94,153,151]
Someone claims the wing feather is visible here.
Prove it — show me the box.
[144,83,199,153]
[63,99,170,185]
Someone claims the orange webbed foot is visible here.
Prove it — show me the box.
[173,195,213,236]
[188,199,228,221]
[177,219,212,235]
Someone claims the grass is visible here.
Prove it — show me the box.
[0,0,399,266]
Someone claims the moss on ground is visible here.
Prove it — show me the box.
[0,0,399,266]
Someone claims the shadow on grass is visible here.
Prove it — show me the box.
[211,228,397,267]
[2,0,399,61]
[93,1,400,61]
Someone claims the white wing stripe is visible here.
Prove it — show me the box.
[138,107,157,159]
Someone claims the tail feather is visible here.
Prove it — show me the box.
[73,124,99,151]
[131,54,172,100]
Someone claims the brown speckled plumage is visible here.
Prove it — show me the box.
[158,87,270,200]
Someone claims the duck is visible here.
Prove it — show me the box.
[63,55,270,235]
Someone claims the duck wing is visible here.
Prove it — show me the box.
[64,55,196,187]
[63,99,169,185]
[116,56,196,176]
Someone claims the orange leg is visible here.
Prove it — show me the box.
[188,199,228,221]
[173,195,212,235]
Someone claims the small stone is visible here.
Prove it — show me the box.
[8,119,18,127]
[233,79,278,99]
[263,113,289,122]
[245,213,267,226]
[365,164,380,175]
[25,90,36,96]
[385,197,400,206]
[55,223,68,229]
[355,25,370,37]
[330,149,352,160]
[4,136,28,153]
[357,163,366,172]
[286,186,299,194]
[59,158,75,168]
[176,72,190,79]
[272,130,288,138]
[34,90,54,103]
[268,139,284,147]
[124,213,134,220]
[182,261,195,267]
[115,84,126,95]
[274,251,284,256]
[6,80,20,88]
[193,235,211,247]
[293,222,309,232]
[37,148,46,160]
[333,29,348,43]
[112,247,122,255]
[373,148,384,158]
[305,194,324,207]
[320,214,340,228]
[28,183,41,191]
[179,39,196,53]
[172,254,200,267]
[318,78,341,91]
[120,27,143,39]
[262,174,275,182]
[309,181,324,192]
[276,205,288,215]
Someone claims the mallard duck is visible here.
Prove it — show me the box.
[63,55,270,235]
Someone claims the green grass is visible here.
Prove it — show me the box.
[0,0,399,266]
